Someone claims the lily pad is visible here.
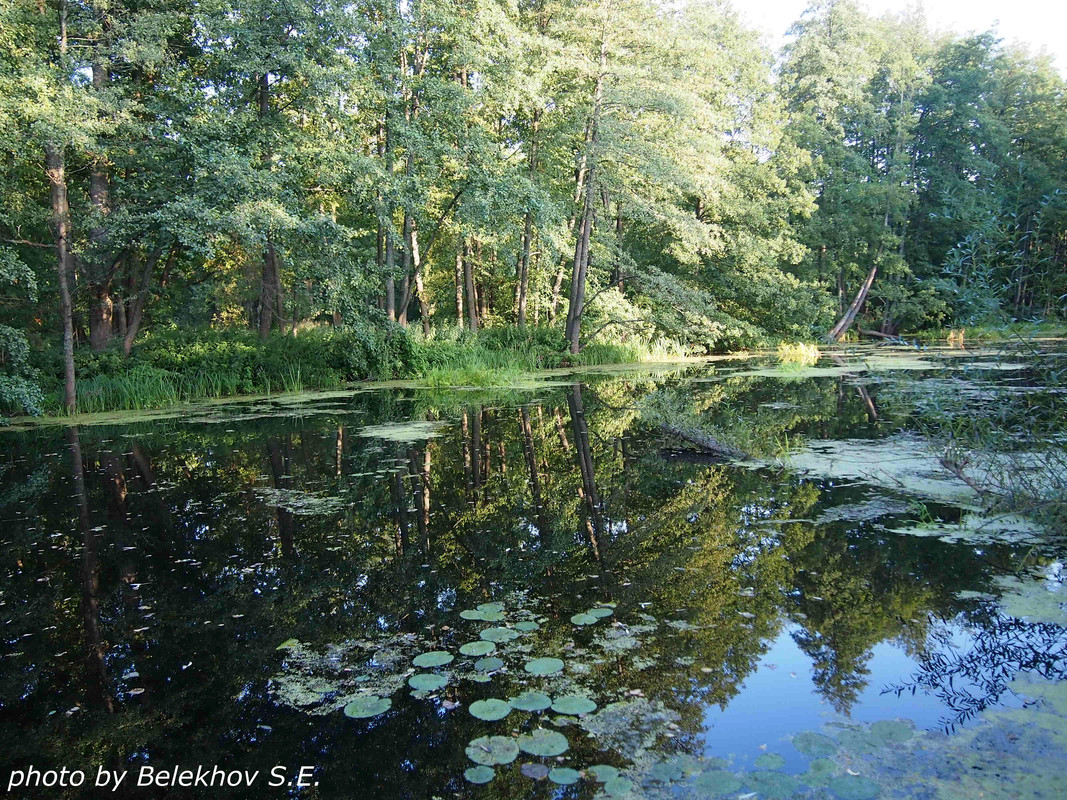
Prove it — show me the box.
[521,763,550,780]
[745,770,801,798]
[571,613,597,625]
[517,728,569,757]
[588,765,620,783]
[514,620,540,632]
[464,766,494,784]
[460,641,497,657]
[549,767,580,785]
[408,673,448,692]
[646,761,683,784]
[836,728,882,753]
[477,602,504,613]
[551,695,597,715]
[342,696,391,718]
[466,735,520,766]
[793,730,838,757]
[604,777,635,796]
[689,769,741,795]
[799,758,836,787]
[524,657,564,675]
[870,720,913,744]
[828,775,881,799]
[509,691,552,712]
[754,753,786,770]
[588,607,614,618]
[475,656,504,672]
[460,609,489,621]
[412,651,453,668]
[480,627,520,643]
[469,698,511,721]
[471,673,492,683]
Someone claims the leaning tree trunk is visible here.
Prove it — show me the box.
[45,144,77,413]
[827,265,877,342]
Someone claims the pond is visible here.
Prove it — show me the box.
[1,343,1065,799]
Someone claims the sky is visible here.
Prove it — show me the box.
[737,0,1066,73]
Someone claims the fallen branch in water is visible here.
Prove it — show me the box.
[659,424,749,460]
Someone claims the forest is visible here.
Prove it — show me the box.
[1,0,1065,417]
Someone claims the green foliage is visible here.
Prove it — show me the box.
[34,324,419,415]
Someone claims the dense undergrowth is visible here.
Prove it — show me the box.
[12,324,691,417]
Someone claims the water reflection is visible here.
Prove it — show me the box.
[0,367,1062,798]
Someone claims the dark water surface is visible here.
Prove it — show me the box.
[2,346,1065,799]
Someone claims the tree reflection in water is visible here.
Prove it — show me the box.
[0,370,1062,798]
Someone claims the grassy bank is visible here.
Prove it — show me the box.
[15,324,689,418]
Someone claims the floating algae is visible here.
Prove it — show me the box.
[356,420,448,442]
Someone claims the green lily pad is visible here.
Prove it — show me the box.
[799,758,836,787]
[460,640,496,657]
[509,691,552,712]
[551,695,597,715]
[745,770,801,798]
[480,627,520,643]
[828,775,881,799]
[464,765,494,784]
[646,761,683,784]
[460,609,489,621]
[549,767,580,785]
[604,777,635,796]
[870,720,913,744]
[524,657,564,675]
[466,735,520,766]
[342,695,391,718]
[588,607,614,618]
[793,730,838,757]
[469,698,511,721]
[754,753,786,770]
[521,763,550,780]
[836,728,882,753]
[517,728,569,756]
[514,620,540,631]
[276,638,299,650]
[412,651,453,668]
[475,656,504,672]
[408,673,448,692]
[477,602,504,613]
[471,673,492,683]
[571,613,597,625]
[588,765,620,783]
[689,769,741,795]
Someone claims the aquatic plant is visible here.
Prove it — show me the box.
[342,696,391,718]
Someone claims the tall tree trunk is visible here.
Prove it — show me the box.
[454,246,464,328]
[123,245,170,355]
[517,211,533,327]
[564,40,605,354]
[45,144,77,413]
[464,240,479,331]
[87,48,113,351]
[258,242,277,338]
[257,72,278,338]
